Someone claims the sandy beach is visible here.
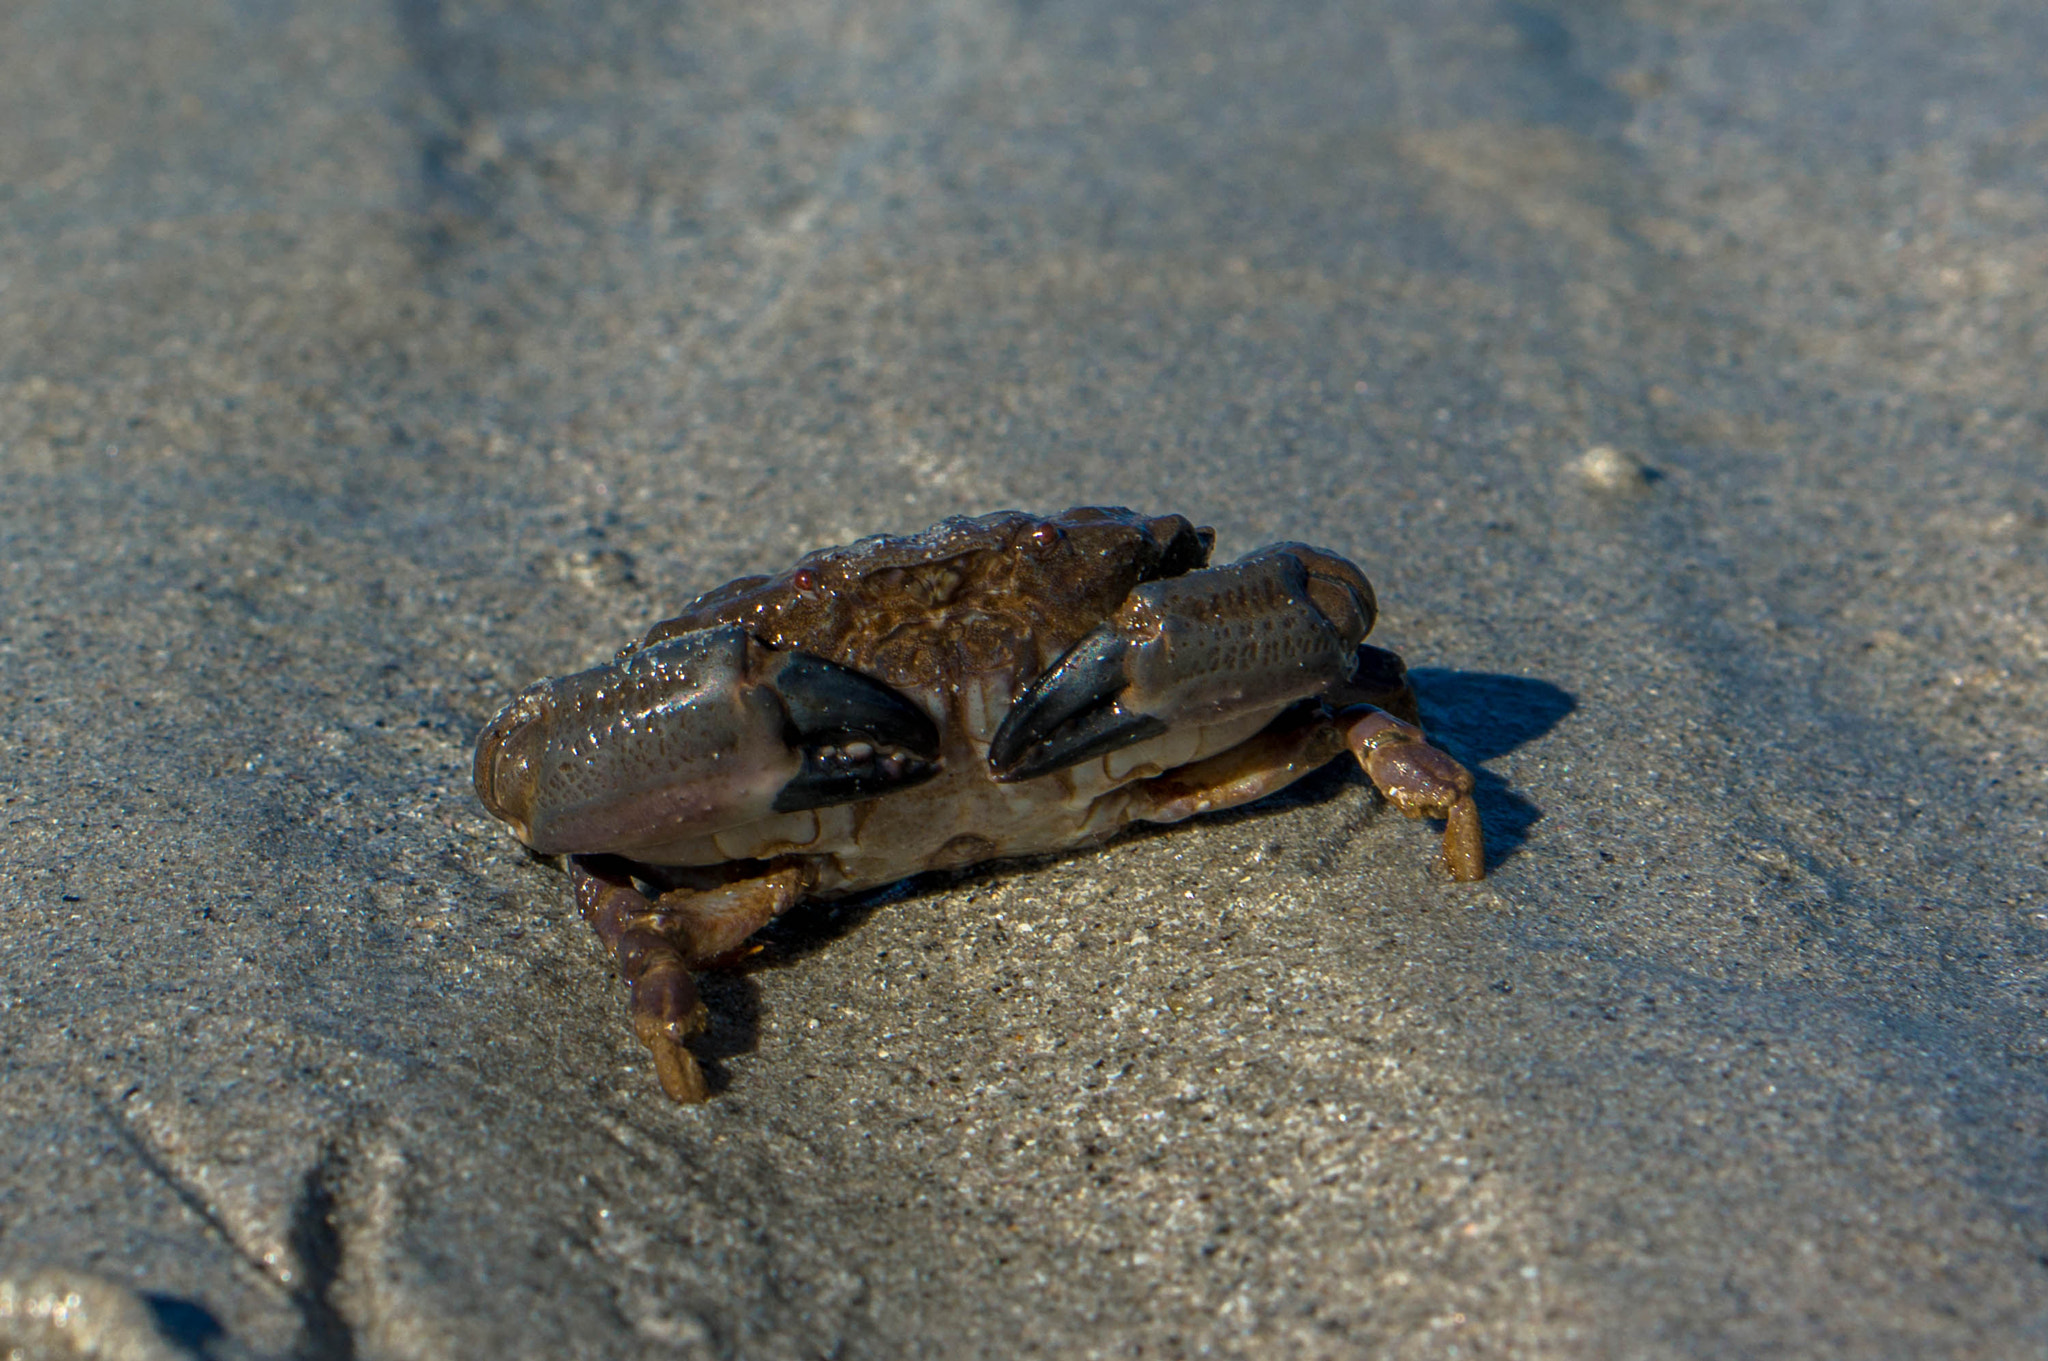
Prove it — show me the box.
[4,1,2046,1355]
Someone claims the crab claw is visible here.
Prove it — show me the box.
[989,547,1368,782]
[984,629,1169,781]
[768,651,942,812]
[475,625,939,857]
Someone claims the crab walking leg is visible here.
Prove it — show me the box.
[1124,711,1350,825]
[571,856,808,1102]
[1337,706,1485,881]
[573,856,710,1101]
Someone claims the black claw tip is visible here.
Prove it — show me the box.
[988,631,1166,781]
[989,705,1166,783]
[769,651,942,811]
[774,651,939,758]
[772,754,941,812]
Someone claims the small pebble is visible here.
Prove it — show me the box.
[1573,444,1651,494]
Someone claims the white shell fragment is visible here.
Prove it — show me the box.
[1573,444,1652,494]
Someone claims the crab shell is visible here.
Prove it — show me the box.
[474,507,1409,897]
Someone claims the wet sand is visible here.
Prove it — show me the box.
[4,1,2046,1356]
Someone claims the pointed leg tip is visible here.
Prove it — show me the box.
[1442,796,1486,882]
[631,966,713,1101]
[650,1036,712,1103]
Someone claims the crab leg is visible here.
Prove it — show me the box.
[1338,707,1484,881]
[1125,708,1348,824]
[1121,703,1484,880]
[572,855,809,1102]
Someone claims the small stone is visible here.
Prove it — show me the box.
[1573,444,1652,494]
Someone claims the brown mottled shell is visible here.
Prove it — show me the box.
[638,507,1216,688]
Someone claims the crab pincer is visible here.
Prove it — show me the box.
[474,624,941,860]
[986,541,1482,879]
[988,544,1373,779]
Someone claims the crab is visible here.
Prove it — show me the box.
[474,507,1482,1102]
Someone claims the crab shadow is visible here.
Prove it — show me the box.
[1408,666,1575,865]
[681,669,1574,1089]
